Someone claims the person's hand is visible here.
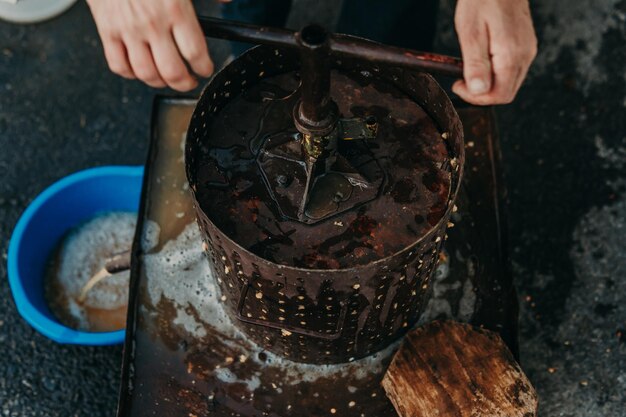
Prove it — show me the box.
[452,0,537,105]
[87,0,214,91]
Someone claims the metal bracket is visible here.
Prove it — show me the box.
[257,116,384,224]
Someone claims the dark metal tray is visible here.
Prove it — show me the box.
[116,97,517,417]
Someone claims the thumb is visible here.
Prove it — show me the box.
[457,25,492,95]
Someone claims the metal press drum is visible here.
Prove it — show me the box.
[186,20,464,364]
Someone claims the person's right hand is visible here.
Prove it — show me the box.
[87,0,214,91]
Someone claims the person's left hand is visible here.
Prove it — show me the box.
[452,0,537,105]
[87,0,214,92]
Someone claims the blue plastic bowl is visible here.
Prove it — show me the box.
[7,165,144,345]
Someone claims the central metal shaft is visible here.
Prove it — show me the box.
[293,24,339,157]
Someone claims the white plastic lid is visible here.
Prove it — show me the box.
[0,0,78,24]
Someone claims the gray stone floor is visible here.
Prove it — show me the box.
[0,0,624,416]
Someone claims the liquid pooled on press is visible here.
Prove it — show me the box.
[194,70,452,269]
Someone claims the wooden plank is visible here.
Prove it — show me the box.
[382,321,537,417]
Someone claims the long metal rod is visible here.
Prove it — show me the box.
[295,24,337,136]
[199,16,297,48]
[198,16,463,78]
[330,37,463,78]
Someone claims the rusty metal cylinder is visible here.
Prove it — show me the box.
[186,44,464,364]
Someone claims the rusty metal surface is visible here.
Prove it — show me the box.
[115,97,516,417]
[185,45,464,364]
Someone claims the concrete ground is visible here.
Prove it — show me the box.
[0,0,624,416]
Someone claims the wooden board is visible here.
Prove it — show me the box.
[382,321,537,417]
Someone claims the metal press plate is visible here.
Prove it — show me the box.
[116,97,517,417]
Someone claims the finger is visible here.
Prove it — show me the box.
[451,79,490,105]
[125,39,166,88]
[489,53,523,103]
[452,63,521,105]
[172,19,214,78]
[456,22,492,95]
[102,37,135,79]
[451,82,496,106]
[451,79,471,100]
[150,32,198,92]
[512,56,532,96]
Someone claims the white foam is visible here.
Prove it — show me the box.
[144,221,398,387]
[53,212,136,325]
[214,367,261,392]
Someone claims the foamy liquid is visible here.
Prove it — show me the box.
[44,211,137,332]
